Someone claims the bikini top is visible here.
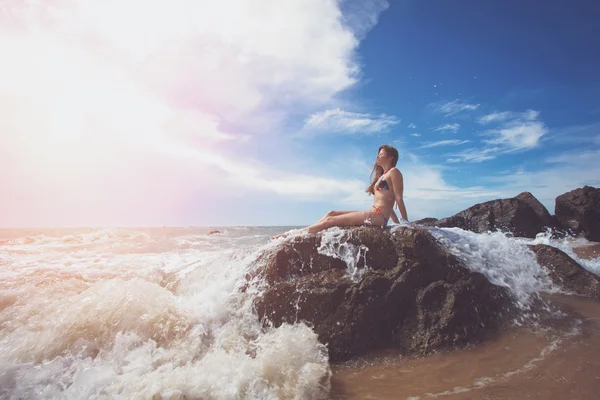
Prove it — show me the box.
[376,175,389,191]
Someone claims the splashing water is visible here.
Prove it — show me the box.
[1,225,597,399]
[0,227,331,400]
[426,227,556,308]
[317,228,368,281]
[524,229,600,276]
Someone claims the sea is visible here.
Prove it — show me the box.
[1,225,599,399]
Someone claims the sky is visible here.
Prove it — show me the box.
[1,0,599,227]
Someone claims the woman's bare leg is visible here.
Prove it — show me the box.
[272,211,358,239]
[314,210,357,225]
[272,210,381,239]
[307,210,385,234]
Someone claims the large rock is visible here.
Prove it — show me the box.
[555,186,600,241]
[413,217,438,227]
[515,192,559,230]
[529,244,600,300]
[421,192,555,238]
[253,227,515,361]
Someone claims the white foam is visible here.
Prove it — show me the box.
[0,228,331,399]
[318,227,369,281]
[524,230,600,276]
[2,224,593,398]
[427,227,555,307]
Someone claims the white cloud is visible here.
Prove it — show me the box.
[446,147,499,163]
[420,139,470,149]
[481,110,546,151]
[433,99,480,116]
[408,123,417,129]
[410,133,421,137]
[0,0,390,226]
[165,110,248,143]
[446,109,547,163]
[478,110,539,125]
[478,111,513,125]
[483,120,547,150]
[434,123,460,133]
[302,108,400,135]
[159,138,366,198]
[341,0,390,39]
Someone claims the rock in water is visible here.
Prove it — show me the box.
[438,192,557,238]
[412,217,438,227]
[253,227,515,361]
[515,191,560,230]
[412,192,557,238]
[555,186,600,241]
[529,244,600,300]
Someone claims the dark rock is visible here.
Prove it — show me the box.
[529,244,600,300]
[208,230,221,235]
[413,217,438,226]
[555,186,600,241]
[432,192,555,238]
[515,192,558,230]
[253,227,515,361]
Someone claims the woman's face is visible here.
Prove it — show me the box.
[376,149,388,165]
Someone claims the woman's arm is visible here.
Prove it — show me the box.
[389,168,408,221]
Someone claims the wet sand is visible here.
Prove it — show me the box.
[330,294,600,399]
[574,242,600,260]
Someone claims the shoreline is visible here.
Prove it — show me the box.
[330,294,600,399]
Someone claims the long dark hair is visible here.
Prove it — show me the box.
[366,145,399,194]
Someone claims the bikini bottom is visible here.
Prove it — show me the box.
[366,205,389,228]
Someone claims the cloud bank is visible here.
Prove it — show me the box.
[0,0,389,226]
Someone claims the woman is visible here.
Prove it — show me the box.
[273,145,408,238]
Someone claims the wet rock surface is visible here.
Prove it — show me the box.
[530,244,600,300]
[253,186,600,361]
[254,227,515,361]
[414,192,556,238]
[515,191,560,231]
[555,186,600,241]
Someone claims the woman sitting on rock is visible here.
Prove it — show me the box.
[273,145,408,238]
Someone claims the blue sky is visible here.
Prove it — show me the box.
[247,0,600,226]
[1,0,599,227]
